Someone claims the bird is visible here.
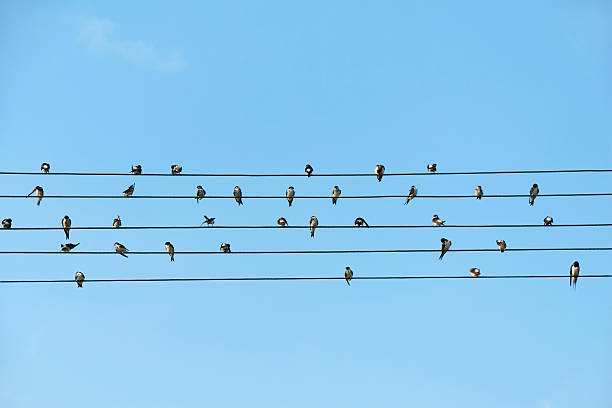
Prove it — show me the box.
[310,216,318,238]
[62,215,71,240]
[405,185,418,204]
[196,186,206,203]
[233,186,243,205]
[496,239,507,253]
[375,165,385,182]
[123,183,135,197]
[171,165,182,175]
[61,243,80,252]
[131,165,142,175]
[332,186,341,205]
[286,186,295,207]
[27,186,44,206]
[75,271,85,288]
[201,216,216,226]
[2,218,12,229]
[41,163,50,173]
[427,163,437,173]
[305,164,313,177]
[439,238,451,260]
[114,242,128,257]
[165,242,175,261]
[543,216,553,226]
[432,214,446,226]
[354,217,369,227]
[277,217,288,227]
[220,243,231,253]
[475,186,483,200]
[345,266,353,286]
[570,261,580,289]
[529,183,539,206]
[470,268,481,277]
[113,216,121,228]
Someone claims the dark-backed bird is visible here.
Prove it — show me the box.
[171,165,182,175]
[332,186,341,205]
[496,239,507,253]
[310,216,318,238]
[354,217,369,227]
[543,216,553,226]
[375,165,385,182]
[113,216,121,228]
[2,218,12,229]
[196,186,206,203]
[61,243,79,252]
[201,216,215,226]
[233,186,243,205]
[131,165,142,175]
[28,186,44,206]
[165,242,175,261]
[123,183,135,197]
[470,268,481,277]
[570,261,579,289]
[62,215,71,239]
[439,238,451,260]
[220,243,231,253]
[41,163,50,173]
[529,183,539,206]
[277,217,288,227]
[75,271,85,288]
[427,163,437,173]
[475,186,483,200]
[114,242,128,258]
[305,164,313,177]
[432,214,446,226]
[286,186,295,207]
[345,267,353,286]
[405,185,418,204]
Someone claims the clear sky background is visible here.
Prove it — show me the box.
[1,1,611,407]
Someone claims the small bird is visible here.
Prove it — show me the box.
[196,186,206,203]
[529,183,539,206]
[432,214,446,226]
[496,239,507,253]
[41,163,50,173]
[305,164,313,177]
[75,271,85,288]
[345,266,353,286]
[543,216,553,226]
[427,163,437,173]
[475,186,483,200]
[286,186,295,207]
[201,216,216,226]
[375,165,385,182]
[220,243,231,253]
[570,261,580,289]
[310,216,318,238]
[113,216,121,228]
[114,242,128,258]
[131,165,142,175]
[123,183,135,197]
[405,185,418,204]
[61,243,80,252]
[277,217,288,227]
[165,242,175,261]
[234,186,243,205]
[28,186,44,206]
[354,217,369,227]
[332,186,341,205]
[469,267,481,277]
[62,215,71,240]
[2,218,12,229]
[171,165,182,175]
[439,238,451,260]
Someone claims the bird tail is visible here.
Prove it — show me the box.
[288,201,292,207]
[171,254,174,261]
[74,243,79,248]
[120,253,128,258]
[65,230,69,239]
[37,198,41,206]
[529,197,534,205]
[77,282,83,288]
[364,221,369,227]
[310,229,315,238]
[332,198,337,205]
[346,279,350,286]
[439,252,445,260]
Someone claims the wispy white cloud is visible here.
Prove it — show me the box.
[78,18,186,72]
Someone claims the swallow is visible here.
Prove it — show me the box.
[2,218,12,229]
[310,216,318,237]
[114,242,128,257]
[305,164,313,177]
[165,242,175,261]
[196,186,206,203]
[427,163,437,173]
[570,261,579,289]
[332,186,341,205]
[439,238,451,260]
[171,165,182,175]
[62,215,71,239]
[405,185,418,204]
[432,214,446,226]
[75,271,85,288]
[123,183,135,197]
[61,243,80,252]
[131,165,142,175]
[113,216,121,228]
[543,216,553,226]
[277,217,288,227]
[28,186,44,206]
[475,186,483,200]
[201,216,215,226]
[354,217,369,227]
[529,183,539,206]
[286,186,295,207]
[345,266,353,286]
[234,186,243,205]
[220,243,231,253]
[496,239,506,253]
[375,165,385,182]
[41,163,50,173]
[469,267,481,277]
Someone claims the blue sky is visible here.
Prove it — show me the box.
[1,1,611,407]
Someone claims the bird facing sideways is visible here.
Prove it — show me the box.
[196,186,206,203]
[570,261,579,289]
[165,242,175,261]
[114,242,128,258]
[345,267,353,286]
[28,186,44,206]
[220,243,231,253]
[529,183,539,206]
[201,216,216,226]
[233,186,243,205]
[131,165,142,175]
[432,214,446,226]
[61,243,80,252]
[171,165,182,175]
[113,216,121,228]
[277,217,288,227]
[427,163,437,173]
[475,186,483,199]
[354,217,369,227]
[496,239,507,253]
[439,238,451,260]
[470,268,481,277]
[405,186,418,204]
[310,216,318,238]
[2,218,12,229]
[375,165,385,182]
[123,183,135,197]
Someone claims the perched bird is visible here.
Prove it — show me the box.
[171,165,182,175]
[345,266,353,286]
[570,261,580,289]
[529,183,539,206]
[310,216,318,238]
[62,215,71,240]
[439,238,451,260]
[28,186,44,206]
[354,217,369,227]
[233,186,243,205]
[427,163,437,173]
[131,165,142,175]
[277,217,288,227]
[41,163,50,173]
[375,165,385,182]
[61,243,80,252]
[114,242,128,258]
[496,239,507,253]
[405,185,418,204]
[332,186,341,205]
[196,186,206,203]
[305,164,313,177]
[286,186,295,207]
[220,243,231,253]
[75,271,85,288]
[475,186,483,200]
[432,214,446,226]
[543,216,553,226]
[113,216,121,228]
[2,218,12,229]
[165,242,175,261]
[123,183,135,197]
[201,216,216,226]
[469,267,481,277]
